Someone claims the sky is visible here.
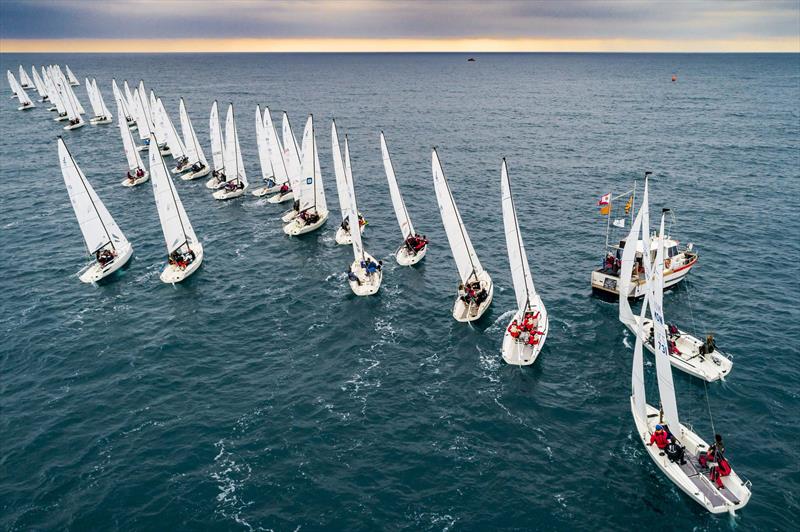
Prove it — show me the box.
[1,0,798,52]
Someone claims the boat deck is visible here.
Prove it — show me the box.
[678,457,741,508]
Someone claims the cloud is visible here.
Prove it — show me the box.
[1,0,798,46]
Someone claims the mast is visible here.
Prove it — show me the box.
[503,159,532,311]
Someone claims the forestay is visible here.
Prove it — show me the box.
[432,148,483,284]
[501,159,537,313]
[59,138,128,255]
[149,135,199,254]
[380,132,415,240]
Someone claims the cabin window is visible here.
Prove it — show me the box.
[668,246,678,258]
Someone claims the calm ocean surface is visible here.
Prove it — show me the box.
[0,53,798,531]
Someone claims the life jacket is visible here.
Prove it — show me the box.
[651,430,669,449]
[717,458,731,476]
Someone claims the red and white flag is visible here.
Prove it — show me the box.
[597,192,611,206]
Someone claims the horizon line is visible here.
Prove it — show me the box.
[2,37,799,54]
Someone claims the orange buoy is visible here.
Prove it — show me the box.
[671,74,677,82]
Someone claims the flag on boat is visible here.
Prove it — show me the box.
[624,195,633,215]
[598,192,611,215]
[613,218,626,228]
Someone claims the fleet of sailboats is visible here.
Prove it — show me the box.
[14,68,755,515]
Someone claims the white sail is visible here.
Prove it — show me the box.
[150,93,167,144]
[65,65,79,85]
[63,77,85,114]
[15,79,34,107]
[501,159,538,313]
[85,78,103,117]
[158,98,186,159]
[349,207,364,262]
[59,138,129,255]
[93,79,111,118]
[117,98,144,171]
[255,105,274,183]
[18,65,33,87]
[631,295,649,422]
[123,80,134,111]
[46,73,65,114]
[650,212,680,431]
[179,98,207,167]
[282,112,303,191]
[224,104,247,187]
[31,67,47,98]
[133,88,151,139]
[432,148,483,284]
[209,101,225,172]
[380,132,415,240]
[7,70,18,97]
[297,115,316,211]
[112,79,130,119]
[138,81,152,125]
[58,79,82,122]
[331,120,350,220]
[263,107,290,185]
[618,181,647,326]
[313,121,326,212]
[148,134,199,254]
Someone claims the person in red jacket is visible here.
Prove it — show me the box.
[648,425,670,449]
[507,320,521,339]
[710,456,732,488]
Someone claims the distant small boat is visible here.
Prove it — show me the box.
[672,74,677,82]
[467,57,476,62]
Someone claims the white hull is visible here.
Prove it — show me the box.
[18,104,35,111]
[268,191,294,203]
[179,166,211,181]
[501,305,549,366]
[632,400,751,514]
[121,170,150,187]
[213,186,246,200]
[628,317,732,382]
[90,116,112,125]
[54,115,69,122]
[64,121,85,131]
[283,210,329,236]
[160,244,203,284]
[396,243,427,266]
[136,144,149,152]
[251,184,282,197]
[281,208,299,222]
[593,255,698,298]
[78,243,133,283]
[205,175,224,189]
[453,270,493,322]
[335,224,365,246]
[349,254,382,296]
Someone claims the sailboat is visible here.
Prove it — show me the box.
[116,98,149,187]
[283,114,329,235]
[7,70,19,99]
[205,100,227,189]
[332,121,367,245]
[381,132,428,265]
[85,78,112,124]
[148,134,204,283]
[344,158,382,296]
[618,179,732,382]
[256,106,292,199]
[432,148,493,322]
[500,159,548,365]
[630,208,751,514]
[65,65,80,86]
[18,65,35,90]
[59,76,85,130]
[132,86,152,150]
[177,98,211,180]
[150,95,175,157]
[58,137,133,283]
[30,66,49,102]
[277,112,304,216]
[112,79,136,127]
[45,70,68,119]
[251,105,277,196]
[213,104,248,200]
[10,74,35,110]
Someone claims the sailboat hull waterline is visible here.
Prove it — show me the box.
[628,317,732,382]
[349,253,382,296]
[121,170,150,187]
[161,242,204,284]
[268,191,294,203]
[396,243,427,266]
[63,121,85,131]
[502,304,549,366]
[212,187,246,200]
[178,166,211,181]
[453,270,493,322]
[89,116,112,125]
[632,399,751,514]
[283,210,329,236]
[251,184,282,197]
[79,242,134,283]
